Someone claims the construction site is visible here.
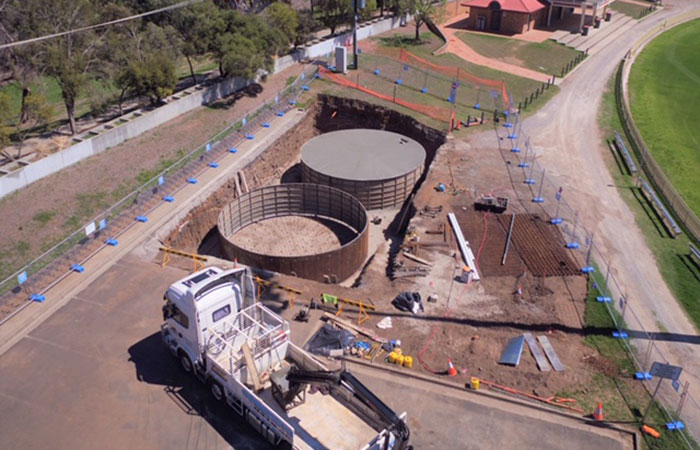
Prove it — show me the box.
[160,91,603,400]
[2,3,699,449]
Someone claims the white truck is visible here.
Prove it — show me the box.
[161,266,411,450]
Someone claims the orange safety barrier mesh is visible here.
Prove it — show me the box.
[398,49,510,108]
[319,67,453,123]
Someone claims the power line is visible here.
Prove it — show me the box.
[0,0,204,50]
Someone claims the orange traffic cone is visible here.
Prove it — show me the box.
[641,425,660,439]
[593,401,604,421]
[447,359,457,377]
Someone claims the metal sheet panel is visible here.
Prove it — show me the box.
[650,362,682,380]
[499,335,525,366]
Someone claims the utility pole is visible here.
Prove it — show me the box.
[351,0,366,69]
[353,0,359,69]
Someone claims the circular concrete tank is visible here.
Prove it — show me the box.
[217,183,368,282]
[301,129,425,210]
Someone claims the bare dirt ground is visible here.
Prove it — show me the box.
[229,217,353,257]
[0,64,303,280]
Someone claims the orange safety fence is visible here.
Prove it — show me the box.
[319,67,453,123]
[398,49,510,109]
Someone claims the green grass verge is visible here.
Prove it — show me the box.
[600,69,700,329]
[610,0,650,18]
[455,31,581,76]
[571,276,697,449]
[628,19,700,218]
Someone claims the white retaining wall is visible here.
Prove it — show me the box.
[0,14,409,199]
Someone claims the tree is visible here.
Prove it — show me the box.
[171,0,220,86]
[211,10,286,79]
[318,0,351,35]
[264,3,298,46]
[14,93,53,159]
[216,34,265,80]
[3,0,107,136]
[359,0,378,21]
[409,0,445,41]
[112,22,180,108]
[295,11,320,47]
[0,93,13,158]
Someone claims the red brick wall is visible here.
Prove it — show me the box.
[464,7,533,34]
[500,11,529,34]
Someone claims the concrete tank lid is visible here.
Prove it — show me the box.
[301,129,426,181]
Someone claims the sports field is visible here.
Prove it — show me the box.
[628,19,700,217]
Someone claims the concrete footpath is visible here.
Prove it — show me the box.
[0,107,309,358]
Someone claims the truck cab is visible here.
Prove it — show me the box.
[162,267,255,376]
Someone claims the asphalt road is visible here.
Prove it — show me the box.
[0,255,633,450]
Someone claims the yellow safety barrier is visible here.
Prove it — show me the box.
[322,293,375,326]
[159,247,207,272]
[254,276,302,308]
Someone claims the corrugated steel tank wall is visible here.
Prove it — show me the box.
[300,163,421,210]
[218,183,369,282]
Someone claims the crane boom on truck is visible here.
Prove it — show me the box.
[160,266,412,450]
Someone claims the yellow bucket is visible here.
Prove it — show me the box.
[395,354,405,366]
[388,351,398,364]
[403,356,413,368]
[470,377,480,390]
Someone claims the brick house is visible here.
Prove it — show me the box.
[462,0,547,35]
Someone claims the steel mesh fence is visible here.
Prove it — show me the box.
[496,109,698,447]
[0,64,319,324]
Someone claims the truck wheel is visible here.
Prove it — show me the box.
[178,350,193,374]
[210,380,225,402]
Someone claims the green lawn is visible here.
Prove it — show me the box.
[371,32,558,117]
[599,69,700,331]
[628,19,700,218]
[609,0,650,18]
[456,31,581,76]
